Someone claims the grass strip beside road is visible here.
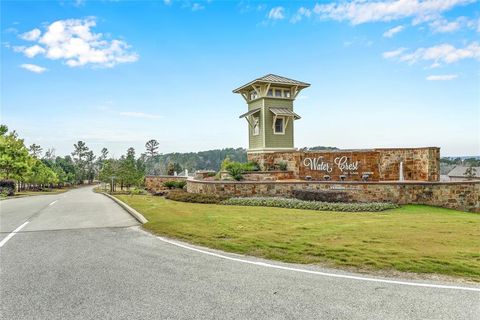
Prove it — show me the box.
[1,188,70,200]
[116,194,480,281]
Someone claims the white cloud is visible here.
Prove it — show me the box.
[426,74,458,80]
[290,7,311,23]
[119,112,162,119]
[23,44,46,58]
[20,63,47,73]
[313,0,474,25]
[73,0,85,7]
[383,25,404,37]
[382,47,407,58]
[429,18,460,33]
[191,3,204,11]
[268,6,285,20]
[13,18,138,68]
[397,42,480,66]
[164,0,172,5]
[20,28,41,41]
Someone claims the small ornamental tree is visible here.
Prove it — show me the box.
[29,143,43,158]
[145,139,159,158]
[464,166,477,180]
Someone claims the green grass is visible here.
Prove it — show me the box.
[116,194,480,281]
[1,188,70,200]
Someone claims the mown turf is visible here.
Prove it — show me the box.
[117,194,480,281]
[1,188,70,200]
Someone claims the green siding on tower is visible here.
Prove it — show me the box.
[263,98,294,149]
[248,99,263,149]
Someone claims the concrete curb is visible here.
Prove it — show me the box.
[101,192,148,224]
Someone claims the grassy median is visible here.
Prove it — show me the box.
[116,194,480,281]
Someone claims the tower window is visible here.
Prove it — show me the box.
[267,89,273,96]
[284,90,291,98]
[274,117,284,134]
[275,89,282,97]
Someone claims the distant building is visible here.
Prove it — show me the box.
[447,166,480,181]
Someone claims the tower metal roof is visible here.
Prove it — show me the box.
[233,74,310,93]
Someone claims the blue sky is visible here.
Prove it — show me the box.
[1,0,479,157]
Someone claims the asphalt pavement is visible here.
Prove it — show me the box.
[1,187,479,319]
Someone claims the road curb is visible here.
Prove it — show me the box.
[101,192,148,224]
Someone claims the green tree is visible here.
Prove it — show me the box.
[85,150,97,183]
[98,159,119,192]
[167,162,175,175]
[71,141,89,183]
[29,143,43,158]
[0,129,31,182]
[55,156,76,184]
[145,139,159,158]
[26,158,58,189]
[464,166,477,180]
[118,148,144,189]
[0,125,8,136]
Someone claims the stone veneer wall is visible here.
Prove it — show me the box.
[186,179,480,212]
[376,148,440,181]
[145,175,188,193]
[247,147,440,182]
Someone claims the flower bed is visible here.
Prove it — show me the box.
[221,197,398,212]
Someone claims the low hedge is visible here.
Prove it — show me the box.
[0,179,15,196]
[221,197,398,212]
[163,180,187,189]
[292,190,350,203]
[165,190,227,204]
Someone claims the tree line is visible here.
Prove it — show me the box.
[0,125,149,192]
[0,125,230,193]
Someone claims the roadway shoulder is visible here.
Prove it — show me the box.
[101,192,148,224]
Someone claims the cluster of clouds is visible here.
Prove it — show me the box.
[264,0,479,81]
[13,17,138,73]
[267,0,478,33]
[310,0,475,25]
[383,42,480,65]
[383,42,480,80]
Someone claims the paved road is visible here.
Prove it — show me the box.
[1,187,479,319]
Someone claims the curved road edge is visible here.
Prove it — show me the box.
[101,192,148,224]
[99,191,480,292]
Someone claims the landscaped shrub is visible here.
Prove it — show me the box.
[224,161,260,181]
[225,162,245,181]
[221,197,398,212]
[165,190,227,204]
[278,161,288,171]
[292,190,350,203]
[0,179,15,196]
[174,180,187,189]
[163,180,187,189]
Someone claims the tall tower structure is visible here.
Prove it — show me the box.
[233,74,310,153]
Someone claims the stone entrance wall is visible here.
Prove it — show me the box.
[145,175,187,193]
[247,147,440,182]
[186,179,480,212]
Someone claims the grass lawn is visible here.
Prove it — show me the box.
[1,188,70,200]
[117,194,480,281]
